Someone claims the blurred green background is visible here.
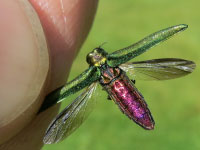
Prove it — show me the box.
[43,0,200,150]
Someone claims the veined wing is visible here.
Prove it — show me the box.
[44,82,98,144]
[120,58,196,80]
[107,24,188,67]
[39,66,100,113]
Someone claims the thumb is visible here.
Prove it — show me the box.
[0,0,49,145]
[0,0,98,149]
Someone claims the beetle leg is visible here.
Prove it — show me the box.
[131,79,136,84]
[107,95,112,100]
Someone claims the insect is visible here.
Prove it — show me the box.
[39,24,196,144]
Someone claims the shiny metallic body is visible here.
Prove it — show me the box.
[40,24,196,144]
[100,65,154,129]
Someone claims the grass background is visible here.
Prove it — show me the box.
[43,0,200,150]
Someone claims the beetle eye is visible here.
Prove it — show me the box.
[93,49,98,53]
[86,53,92,65]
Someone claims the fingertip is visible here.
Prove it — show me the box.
[0,0,99,146]
[0,0,49,143]
[30,0,99,92]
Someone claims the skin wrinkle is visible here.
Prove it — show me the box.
[0,0,49,145]
[0,0,46,126]
[59,0,67,25]
[30,0,98,91]
[29,0,74,92]
[0,0,98,149]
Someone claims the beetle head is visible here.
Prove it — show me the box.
[86,47,108,67]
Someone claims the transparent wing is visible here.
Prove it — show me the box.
[43,82,98,144]
[120,58,196,80]
[39,66,100,113]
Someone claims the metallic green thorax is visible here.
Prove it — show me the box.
[39,24,188,113]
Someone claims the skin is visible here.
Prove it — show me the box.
[0,0,98,149]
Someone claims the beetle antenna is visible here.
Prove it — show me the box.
[99,42,107,48]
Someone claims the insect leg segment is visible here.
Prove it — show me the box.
[131,79,136,84]
[107,95,112,100]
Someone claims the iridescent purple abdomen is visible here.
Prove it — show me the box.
[100,66,154,130]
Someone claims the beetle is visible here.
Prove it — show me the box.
[39,24,196,144]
